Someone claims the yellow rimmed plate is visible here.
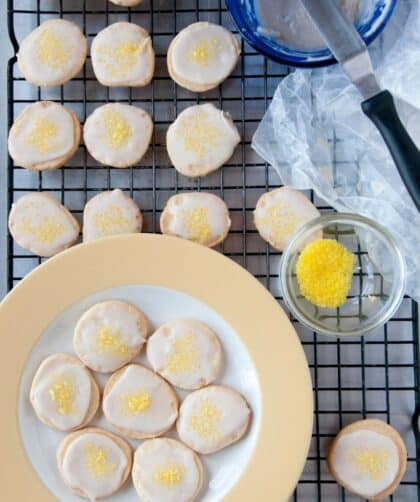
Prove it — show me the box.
[0,234,312,501]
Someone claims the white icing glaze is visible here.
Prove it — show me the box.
[331,429,400,498]
[177,385,250,454]
[133,438,201,502]
[83,103,153,168]
[83,189,142,242]
[74,300,148,373]
[17,19,87,86]
[91,22,154,87]
[147,319,222,390]
[8,102,77,167]
[169,22,239,88]
[166,103,240,177]
[62,432,128,500]
[103,364,178,436]
[8,193,79,257]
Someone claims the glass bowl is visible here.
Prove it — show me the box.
[225,0,396,67]
[280,213,406,336]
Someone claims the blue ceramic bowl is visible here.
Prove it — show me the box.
[226,0,396,67]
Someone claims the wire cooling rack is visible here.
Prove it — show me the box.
[6,0,420,500]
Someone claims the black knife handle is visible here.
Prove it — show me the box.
[361,90,420,211]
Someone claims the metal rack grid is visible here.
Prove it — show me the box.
[6,0,420,500]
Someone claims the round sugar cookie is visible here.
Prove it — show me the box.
[167,22,240,92]
[166,103,240,177]
[254,187,320,251]
[147,319,222,390]
[8,192,80,257]
[91,22,155,87]
[74,300,149,373]
[177,385,251,454]
[57,427,132,501]
[103,364,179,439]
[83,189,143,242]
[17,19,87,87]
[8,101,81,171]
[83,103,153,168]
[132,438,203,502]
[160,192,231,247]
[30,353,99,432]
[327,419,407,501]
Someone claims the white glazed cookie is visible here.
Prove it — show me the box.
[8,192,80,257]
[83,103,153,168]
[160,192,231,247]
[57,427,132,500]
[74,300,149,373]
[254,187,320,251]
[327,419,407,501]
[166,103,240,177]
[177,385,251,454]
[8,101,81,171]
[17,19,87,87]
[167,22,240,92]
[147,319,222,390]
[91,22,155,87]
[132,438,203,502]
[103,364,179,439]
[83,189,143,242]
[30,353,99,432]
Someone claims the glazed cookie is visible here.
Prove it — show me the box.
[160,192,231,247]
[132,438,203,502]
[167,22,240,92]
[8,101,81,171]
[327,419,407,501]
[91,22,155,87]
[8,192,80,257]
[17,19,87,87]
[83,103,153,168]
[254,187,320,251]
[103,364,179,439]
[30,353,99,432]
[166,103,240,177]
[74,300,149,373]
[177,385,251,454]
[83,189,143,242]
[57,427,132,500]
[147,319,223,390]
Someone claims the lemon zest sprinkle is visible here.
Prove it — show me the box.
[120,390,151,415]
[352,446,392,480]
[153,463,185,487]
[85,442,117,478]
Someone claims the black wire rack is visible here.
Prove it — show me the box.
[6,0,420,500]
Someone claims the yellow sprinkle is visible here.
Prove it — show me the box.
[177,110,223,157]
[19,216,66,244]
[153,463,185,487]
[183,206,212,244]
[97,41,142,78]
[85,442,117,478]
[48,375,75,416]
[103,110,132,149]
[120,390,151,415]
[189,398,222,440]
[257,203,300,243]
[296,239,356,308]
[93,205,131,236]
[164,332,199,375]
[36,29,69,69]
[94,324,130,357]
[189,38,220,67]
[25,118,59,154]
[352,446,391,480]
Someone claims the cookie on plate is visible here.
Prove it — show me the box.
[30,353,99,432]
[83,103,153,168]
[167,22,240,92]
[166,103,240,177]
[17,19,87,87]
[83,189,143,242]
[160,192,231,247]
[254,187,320,251]
[91,22,155,87]
[74,300,149,373]
[8,192,80,257]
[8,101,81,171]
[147,319,222,390]
[177,385,251,454]
[57,427,132,500]
[327,419,407,501]
[132,438,203,502]
[103,363,179,439]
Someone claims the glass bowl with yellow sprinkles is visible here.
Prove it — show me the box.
[280,213,406,337]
